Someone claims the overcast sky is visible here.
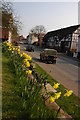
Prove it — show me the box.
[12,1,79,37]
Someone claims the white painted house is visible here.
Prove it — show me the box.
[43,25,80,56]
[31,34,38,44]
[71,26,80,52]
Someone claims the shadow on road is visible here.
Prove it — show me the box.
[32,57,56,65]
[58,54,79,67]
[32,57,41,62]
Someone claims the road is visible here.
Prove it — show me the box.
[21,44,80,97]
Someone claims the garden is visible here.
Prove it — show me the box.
[2,41,80,119]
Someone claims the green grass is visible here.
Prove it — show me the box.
[35,63,80,119]
[2,53,28,119]
[2,53,56,119]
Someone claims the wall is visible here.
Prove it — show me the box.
[31,34,38,44]
[2,28,9,40]
[77,36,80,52]
[70,27,80,52]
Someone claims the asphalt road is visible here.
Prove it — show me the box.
[21,44,80,97]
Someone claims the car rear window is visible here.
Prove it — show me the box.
[44,50,57,55]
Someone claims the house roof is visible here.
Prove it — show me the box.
[43,24,80,41]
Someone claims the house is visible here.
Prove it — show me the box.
[43,25,80,54]
[26,33,45,46]
[31,34,38,44]
[0,27,9,42]
[26,33,38,45]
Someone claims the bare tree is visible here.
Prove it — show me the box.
[30,25,46,35]
[1,0,22,40]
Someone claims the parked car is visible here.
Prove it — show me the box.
[25,44,34,52]
[40,49,57,63]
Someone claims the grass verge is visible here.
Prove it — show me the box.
[35,63,80,119]
[2,53,28,119]
[2,52,56,119]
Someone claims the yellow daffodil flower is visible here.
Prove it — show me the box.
[20,54,22,57]
[23,52,25,55]
[12,51,14,53]
[26,70,28,74]
[64,90,73,97]
[26,70,32,75]
[53,83,60,89]
[50,96,55,103]
[18,49,20,52]
[13,47,15,51]
[9,48,12,51]
[24,59,28,63]
[18,46,20,49]
[26,61,30,67]
[23,52,27,57]
[28,56,32,61]
[18,51,20,54]
[28,70,32,75]
[23,53,32,61]
[54,92,61,99]
[25,54,28,58]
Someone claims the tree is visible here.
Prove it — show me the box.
[30,25,46,35]
[1,0,13,30]
[1,0,22,41]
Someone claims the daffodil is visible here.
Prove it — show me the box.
[64,90,73,97]
[18,46,20,49]
[54,92,61,99]
[26,70,32,75]
[28,70,32,75]
[25,54,28,58]
[26,61,30,67]
[12,51,14,53]
[9,48,12,51]
[23,52,25,55]
[28,56,32,61]
[26,70,28,74]
[18,51,20,54]
[13,47,15,51]
[20,54,22,57]
[23,53,32,61]
[50,96,55,103]
[53,83,60,89]
[24,58,27,62]
[18,49,20,52]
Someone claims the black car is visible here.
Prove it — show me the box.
[26,44,34,52]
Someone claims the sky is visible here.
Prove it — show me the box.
[12,1,79,38]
